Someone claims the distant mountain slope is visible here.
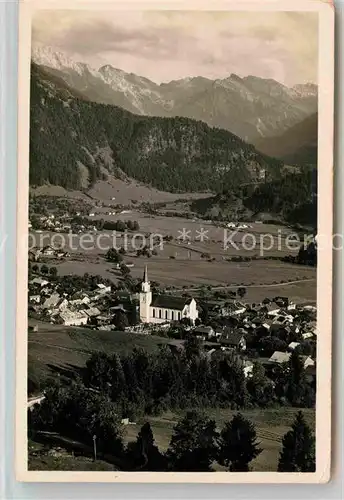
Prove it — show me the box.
[30,63,282,192]
[32,45,318,144]
[191,168,317,227]
[254,113,318,166]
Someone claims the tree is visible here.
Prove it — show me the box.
[218,413,262,471]
[184,334,201,360]
[166,411,218,471]
[258,336,288,356]
[32,264,39,273]
[126,422,167,471]
[120,264,131,277]
[49,266,57,277]
[106,247,123,263]
[216,353,248,407]
[84,352,113,392]
[41,264,49,274]
[115,220,127,232]
[246,362,275,407]
[30,380,124,459]
[278,411,315,472]
[114,311,129,331]
[237,287,247,299]
[284,351,309,406]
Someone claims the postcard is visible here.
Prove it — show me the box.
[16,0,334,483]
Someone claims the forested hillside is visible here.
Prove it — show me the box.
[30,64,282,192]
[192,168,317,227]
[254,113,318,167]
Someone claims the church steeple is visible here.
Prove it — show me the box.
[141,265,151,293]
[143,265,149,283]
[140,265,152,322]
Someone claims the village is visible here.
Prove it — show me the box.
[28,257,317,384]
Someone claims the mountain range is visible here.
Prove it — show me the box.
[32,45,318,145]
[30,63,282,192]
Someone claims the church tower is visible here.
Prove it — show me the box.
[139,265,152,323]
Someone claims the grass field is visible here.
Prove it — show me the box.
[28,320,171,382]
[31,176,210,205]
[30,204,316,304]
[28,440,116,471]
[123,407,315,472]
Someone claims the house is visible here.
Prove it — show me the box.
[85,307,101,318]
[29,295,41,304]
[58,309,88,326]
[42,293,60,309]
[42,245,55,257]
[29,248,42,261]
[219,331,246,351]
[262,319,274,331]
[288,341,300,350]
[303,305,316,312]
[30,277,49,287]
[192,325,215,339]
[243,360,254,378]
[97,283,112,294]
[57,298,69,311]
[302,332,314,340]
[300,355,315,369]
[264,303,281,317]
[139,266,198,324]
[232,301,247,315]
[269,351,291,364]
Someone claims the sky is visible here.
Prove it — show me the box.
[32,10,318,87]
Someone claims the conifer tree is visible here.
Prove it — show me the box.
[218,413,262,472]
[126,422,167,471]
[278,411,315,472]
[166,411,218,471]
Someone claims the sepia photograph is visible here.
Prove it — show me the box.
[16,0,334,483]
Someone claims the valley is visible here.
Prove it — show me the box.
[27,31,318,475]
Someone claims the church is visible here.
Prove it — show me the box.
[139,266,199,324]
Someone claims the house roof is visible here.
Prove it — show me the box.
[151,295,193,311]
[220,330,245,346]
[59,309,88,321]
[30,278,49,286]
[269,351,291,363]
[288,342,300,350]
[264,303,280,314]
[42,293,60,309]
[85,307,101,317]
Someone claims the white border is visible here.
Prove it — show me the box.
[15,0,334,484]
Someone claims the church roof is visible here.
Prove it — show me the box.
[151,295,193,311]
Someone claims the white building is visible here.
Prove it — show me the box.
[58,310,88,326]
[139,266,199,324]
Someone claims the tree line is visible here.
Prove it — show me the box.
[28,379,315,472]
[78,342,315,416]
